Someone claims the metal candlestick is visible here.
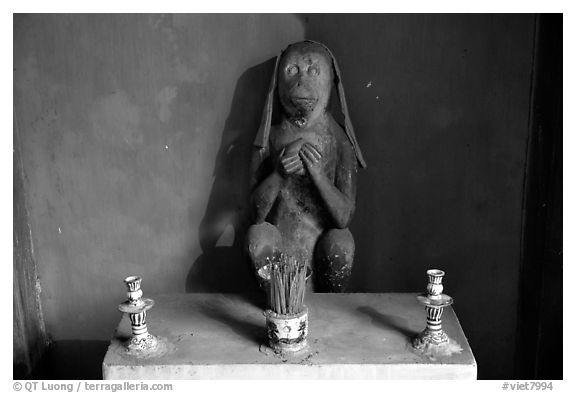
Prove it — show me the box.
[412,269,453,351]
[118,276,158,352]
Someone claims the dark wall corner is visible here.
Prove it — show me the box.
[515,13,563,380]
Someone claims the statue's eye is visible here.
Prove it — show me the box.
[287,65,299,76]
[308,66,320,76]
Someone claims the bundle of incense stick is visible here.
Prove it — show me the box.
[269,253,307,315]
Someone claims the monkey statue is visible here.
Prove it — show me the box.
[246,41,367,292]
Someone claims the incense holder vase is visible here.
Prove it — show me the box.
[266,306,308,353]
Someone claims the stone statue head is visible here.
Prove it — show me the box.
[253,40,367,169]
[277,42,334,127]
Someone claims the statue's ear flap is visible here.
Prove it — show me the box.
[253,51,282,154]
[330,54,368,169]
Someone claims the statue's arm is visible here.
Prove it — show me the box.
[300,139,357,229]
[249,148,284,223]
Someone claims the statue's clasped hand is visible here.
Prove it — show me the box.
[299,143,323,178]
[277,139,322,178]
[278,138,306,177]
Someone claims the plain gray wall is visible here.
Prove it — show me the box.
[14,14,535,379]
[13,12,305,337]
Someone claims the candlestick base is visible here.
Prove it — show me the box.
[127,333,159,352]
[412,329,463,359]
[413,328,449,348]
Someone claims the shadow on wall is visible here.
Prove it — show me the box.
[185,58,277,295]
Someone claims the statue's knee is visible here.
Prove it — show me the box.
[314,229,354,292]
[245,223,282,268]
[316,228,355,265]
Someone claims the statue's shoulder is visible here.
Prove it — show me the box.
[267,124,287,153]
[270,124,282,133]
[268,124,282,144]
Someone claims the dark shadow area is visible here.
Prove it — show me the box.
[514,14,563,380]
[357,306,418,339]
[197,304,265,346]
[25,340,109,380]
[185,58,277,298]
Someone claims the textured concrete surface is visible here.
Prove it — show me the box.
[103,293,476,379]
